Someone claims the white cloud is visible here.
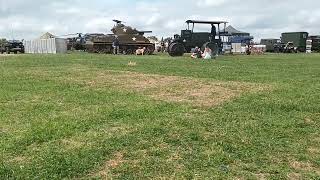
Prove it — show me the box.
[0,0,319,41]
[197,0,227,7]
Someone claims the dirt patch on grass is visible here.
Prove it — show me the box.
[290,160,320,175]
[60,139,87,150]
[304,113,320,124]
[287,173,302,180]
[91,152,125,179]
[86,70,269,108]
[7,156,29,164]
[255,173,270,180]
[308,147,320,154]
[290,161,314,171]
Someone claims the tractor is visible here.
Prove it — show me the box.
[168,20,228,56]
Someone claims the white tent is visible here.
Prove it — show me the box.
[24,38,67,54]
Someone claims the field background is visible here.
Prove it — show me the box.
[0,53,319,179]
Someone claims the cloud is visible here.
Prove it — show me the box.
[197,0,227,7]
[0,0,319,41]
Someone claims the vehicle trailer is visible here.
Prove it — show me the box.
[281,32,308,52]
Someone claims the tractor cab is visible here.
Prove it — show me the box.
[168,20,228,56]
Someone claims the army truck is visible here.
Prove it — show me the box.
[309,35,320,52]
[260,39,280,52]
[85,20,155,54]
[0,40,24,54]
[281,32,308,52]
[167,20,228,56]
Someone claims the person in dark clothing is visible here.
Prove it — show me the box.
[210,24,217,41]
[191,47,202,59]
[112,37,120,55]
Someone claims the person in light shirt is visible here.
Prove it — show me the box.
[202,47,212,59]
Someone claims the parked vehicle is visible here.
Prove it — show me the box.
[0,40,25,54]
[281,32,308,52]
[85,20,155,54]
[167,20,228,56]
[260,39,280,52]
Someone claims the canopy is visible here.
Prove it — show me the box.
[186,20,228,24]
[224,26,250,36]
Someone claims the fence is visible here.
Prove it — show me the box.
[24,38,67,54]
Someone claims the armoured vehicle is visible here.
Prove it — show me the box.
[85,20,155,54]
[281,32,308,52]
[167,20,228,56]
[0,40,24,54]
[65,33,86,51]
[65,33,104,51]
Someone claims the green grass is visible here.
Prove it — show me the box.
[0,53,319,179]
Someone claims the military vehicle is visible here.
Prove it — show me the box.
[167,20,228,56]
[274,42,297,53]
[281,32,308,52]
[85,20,155,54]
[260,39,280,52]
[0,40,24,54]
[64,33,104,51]
[309,35,320,52]
[65,33,86,51]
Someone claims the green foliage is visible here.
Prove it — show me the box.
[0,53,319,179]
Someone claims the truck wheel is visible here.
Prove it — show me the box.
[168,43,185,56]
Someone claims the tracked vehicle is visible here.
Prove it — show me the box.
[85,20,155,54]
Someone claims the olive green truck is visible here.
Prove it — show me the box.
[281,32,308,52]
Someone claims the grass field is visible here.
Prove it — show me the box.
[0,53,319,179]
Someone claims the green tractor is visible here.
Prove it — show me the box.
[168,20,228,56]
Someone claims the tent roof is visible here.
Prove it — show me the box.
[40,32,55,39]
[224,25,249,35]
[186,20,228,24]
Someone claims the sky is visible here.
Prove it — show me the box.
[0,0,319,41]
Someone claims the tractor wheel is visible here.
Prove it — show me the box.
[202,42,219,56]
[168,43,185,56]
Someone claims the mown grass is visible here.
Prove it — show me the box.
[0,53,319,179]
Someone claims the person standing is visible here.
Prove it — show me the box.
[112,36,120,55]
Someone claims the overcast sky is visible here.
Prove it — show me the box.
[0,0,319,41]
